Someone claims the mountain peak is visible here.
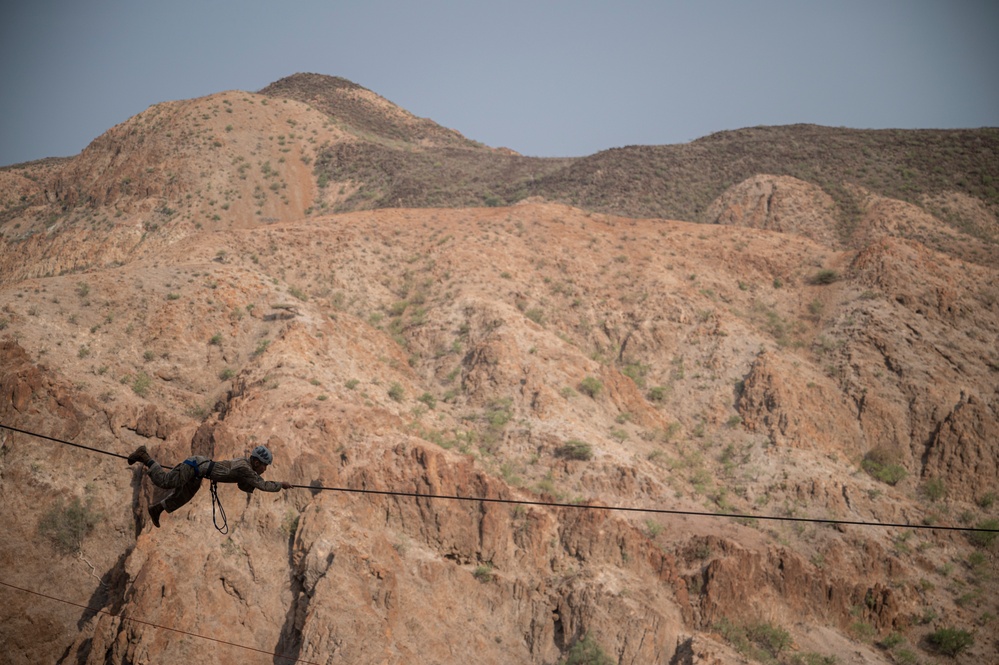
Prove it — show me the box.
[259,72,480,150]
[260,72,368,95]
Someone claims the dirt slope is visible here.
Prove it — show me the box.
[0,76,997,665]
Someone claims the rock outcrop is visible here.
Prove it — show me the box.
[2,79,996,665]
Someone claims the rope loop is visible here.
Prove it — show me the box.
[209,480,228,534]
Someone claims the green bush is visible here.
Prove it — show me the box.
[714,618,792,661]
[746,622,792,657]
[38,497,102,554]
[561,633,613,665]
[578,376,603,398]
[926,627,973,656]
[132,371,151,397]
[967,518,999,547]
[861,448,907,485]
[555,440,593,461]
[525,308,545,325]
[921,477,946,501]
[483,398,513,430]
[647,385,668,402]
[388,382,404,402]
[811,269,839,285]
[620,362,647,388]
[789,654,837,665]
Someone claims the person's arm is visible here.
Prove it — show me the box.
[232,460,285,493]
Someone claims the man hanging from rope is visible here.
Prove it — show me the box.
[127,444,291,528]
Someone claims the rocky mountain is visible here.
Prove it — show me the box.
[1,73,997,665]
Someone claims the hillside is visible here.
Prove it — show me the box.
[0,74,997,665]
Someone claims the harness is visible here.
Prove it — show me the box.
[183,458,216,479]
[182,459,228,534]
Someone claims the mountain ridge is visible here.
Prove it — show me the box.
[0,73,996,665]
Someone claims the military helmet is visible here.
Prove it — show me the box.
[250,445,273,466]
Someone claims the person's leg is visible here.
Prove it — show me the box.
[127,445,152,466]
[128,445,184,489]
[162,477,202,513]
[146,460,194,490]
[148,472,202,528]
[131,450,201,527]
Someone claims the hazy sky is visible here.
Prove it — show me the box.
[2,0,997,165]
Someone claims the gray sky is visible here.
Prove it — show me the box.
[2,0,997,166]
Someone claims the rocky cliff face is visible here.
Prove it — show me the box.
[1,79,996,665]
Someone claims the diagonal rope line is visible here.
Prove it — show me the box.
[3,421,997,534]
[0,423,128,459]
[0,580,318,664]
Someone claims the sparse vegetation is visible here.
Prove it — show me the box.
[714,618,792,662]
[926,627,974,656]
[555,440,593,461]
[861,448,907,486]
[132,372,152,396]
[559,633,613,665]
[297,113,999,249]
[967,518,999,547]
[524,307,545,325]
[281,509,300,537]
[5,77,999,665]
[810,269,839,285]
[647,385,668,402]
[788,655,837,665]
[920,477,946,502]
[620,362,647,388]
[578,376,603,398]
[38,497,102,554]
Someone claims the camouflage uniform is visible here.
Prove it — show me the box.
[147,455,283,514]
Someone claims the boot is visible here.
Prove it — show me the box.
[148,503,164,528]
[127,445,152,466]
